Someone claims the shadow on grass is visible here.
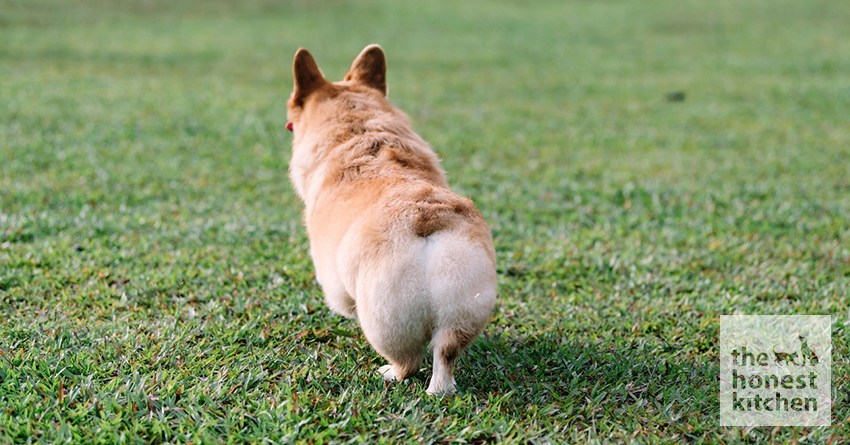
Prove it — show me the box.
[460,330,718,427]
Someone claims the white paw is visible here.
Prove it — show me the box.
[425,378,456,396]
[378,364,396,381]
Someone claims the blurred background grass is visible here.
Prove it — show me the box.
[1,0,849,442]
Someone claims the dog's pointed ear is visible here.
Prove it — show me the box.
[292,48,326,105]
[344,44,387,96]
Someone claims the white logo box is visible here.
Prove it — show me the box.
[719,315,832,426]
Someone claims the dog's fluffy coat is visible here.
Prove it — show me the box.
[286,45,497,395]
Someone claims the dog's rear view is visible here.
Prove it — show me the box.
[286,44,497,395]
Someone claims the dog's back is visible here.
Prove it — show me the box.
[287,45,497,395]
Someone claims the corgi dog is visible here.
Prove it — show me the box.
[286,44,497,395]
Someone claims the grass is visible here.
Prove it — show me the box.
[1,0,848,442]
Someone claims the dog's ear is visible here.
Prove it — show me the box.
[292,48,326,105]
[344,44,387,96]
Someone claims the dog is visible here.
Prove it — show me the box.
[285,44,497,395]
[772,345,799,366]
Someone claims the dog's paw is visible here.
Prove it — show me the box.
[425,384,456,396]
[425,377,457,396]
[378,364,397,381]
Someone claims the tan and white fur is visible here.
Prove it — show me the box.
[286,44,497,395]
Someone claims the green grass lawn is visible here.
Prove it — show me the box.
[2,0,849,442]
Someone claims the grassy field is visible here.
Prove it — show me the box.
[1,0,849,442]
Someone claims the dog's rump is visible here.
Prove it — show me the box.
[371,181,490,241]
[409,186,482,238]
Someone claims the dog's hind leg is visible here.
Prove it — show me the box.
[355,286,425,383]
[426,328,475,395]
[377,353,423,382]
